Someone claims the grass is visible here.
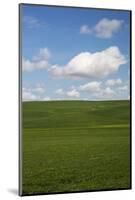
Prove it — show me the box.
[22,100,131,195]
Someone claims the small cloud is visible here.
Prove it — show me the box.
[33,48,50,61]
[22,93,35,101]
[80,18,124,38]
[22,48,50,72]
[23,16,45,28]
[106,78,122,86]
[66,89,80,98]
[32,87,45,94]
[118,85,128,91]
[92,86,116,100]
[78,81,117,100]
[55,88,80,98]
[95,18,124,38]
[79,81,101,92]
[22,85,49,101]
[22,87,37,101]
[80,25,92,34]
[55,88,64,95]
[101,87,115,97]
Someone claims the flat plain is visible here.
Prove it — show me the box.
[22,100,130,195]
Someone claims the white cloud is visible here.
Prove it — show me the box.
[23,16,45,28]
[66,89,80,98]
[118,85,128,91]
[95,18,124,38]
[90,87,116,99]
[32,87,45,94]
[79,81,101,92]
[79,82,115,99]
[22,88,37,101]
[55,88,80,98]
[55,88,64,95]
[22,85,50,101]
[80,18,124,38]
[80,25,92,34]
[23,48,50,71]
[50,46,126,79]
[106,78,122,86]
[101,87,115,97]
[33,48,50,61]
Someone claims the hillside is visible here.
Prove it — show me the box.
[22,100,131,195]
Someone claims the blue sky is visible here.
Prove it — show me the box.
[21,4,130,101]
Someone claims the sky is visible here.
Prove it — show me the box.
[21,4,130,101]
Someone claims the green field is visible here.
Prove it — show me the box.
[22,100,131,195]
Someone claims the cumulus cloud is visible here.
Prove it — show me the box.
[23,88,37,101]
[95,18,124,38]
[80,25,92,34]
[55,88,64,95]
[80,80,129,100]
[22,48,50,71]
[55,81,129,100]
[66,89,80,98]
[50,46,126,79]
[91,87,116,99]
[79,81,101,92]
[33,48,50,61]
[55,88,80,98]
[32,87,45,94]
[22,85,50,101]
[80,18,124,38]
[106,78,122,86]
[101,87,115,97]
[79,81,115,99]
